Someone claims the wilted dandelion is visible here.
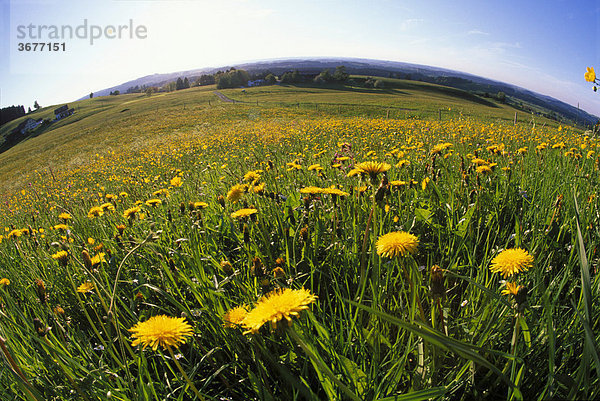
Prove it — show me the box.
[241,288,317,334]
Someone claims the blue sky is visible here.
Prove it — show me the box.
[1,0,599,116]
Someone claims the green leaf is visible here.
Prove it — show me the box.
[346,300,521,398]
[375,386,447,401]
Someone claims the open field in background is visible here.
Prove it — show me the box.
[0,79,564,196]
[0,83,598,400]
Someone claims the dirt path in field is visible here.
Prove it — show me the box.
[213,91,237,103]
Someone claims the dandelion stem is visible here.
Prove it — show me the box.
[287,327,361,401]
[167,346,205,401]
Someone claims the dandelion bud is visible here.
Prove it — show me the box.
[116,224,125,236]
[273,267,285,279]
[299,226,309,243]
[135,291,145,301]
[243,224,250,243]
[275,257,285,267]
[303,196,311,209]
[53,305,65,315]
[430,265,445,299]
[251,257,265,277]
[82,250,93,270]
[515,286,528,312]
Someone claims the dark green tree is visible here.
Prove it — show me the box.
[334,65,349,82]
[34,100,40,109]
[265,74,276,85]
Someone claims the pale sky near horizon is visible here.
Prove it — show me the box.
[1,0,599,116]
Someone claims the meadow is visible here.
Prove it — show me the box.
[0,83,598,400]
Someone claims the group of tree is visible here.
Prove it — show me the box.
[0,105,26,126]
[215,68,250,89]
[280,70,303,84]
[313,66,350,84]
[194,74,215,86]
[176,77,191,90]
[109,90,120,96]
[363,77,385,89]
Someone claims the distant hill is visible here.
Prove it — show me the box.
[83,57,598,127]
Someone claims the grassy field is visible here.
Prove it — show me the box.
[0,83,598,400]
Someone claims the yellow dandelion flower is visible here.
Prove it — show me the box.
[490,248,533,278]
[376,231,419,258]
[87,206,104,219]
[471,158,488,166]
[253,182,266,194]
[396,159,410,168]
[585,67,596,82]
[241,288,317,334]
[300,186,324,195]
[53,224,69,231]
[355,161,391,175]
[501,281,524,296]
[476,165,492,175]
[0,278,9,286]
[336,156,350,162]
[91,253,106,266]
[76,282,94,294]
[244,171,261,182]
[223,306,248,328]
[58,212,72,220]
[227,184,247,203]
[123,206,141,219]
[307,164,323,171]
[100,202,115,212]
[191,201,208,209]
[389,180,407,187]
[347,168,363,177]
[231,208,258,219]
[321,188,349,196]
[153,189,170,197]
[120,192,128,198]
[129,315,193,351]
[421,177,430,191]
[51,250,69,266]
[7,229,23,239]
[145,198,162,207]
[430,142,452,155]
[170,176,183,187]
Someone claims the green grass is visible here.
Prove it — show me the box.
[0,82,598,401]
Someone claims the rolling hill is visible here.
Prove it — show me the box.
[82,57,598,126]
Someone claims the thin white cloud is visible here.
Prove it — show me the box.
[468,29,489,36]
[400,18,423,31]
